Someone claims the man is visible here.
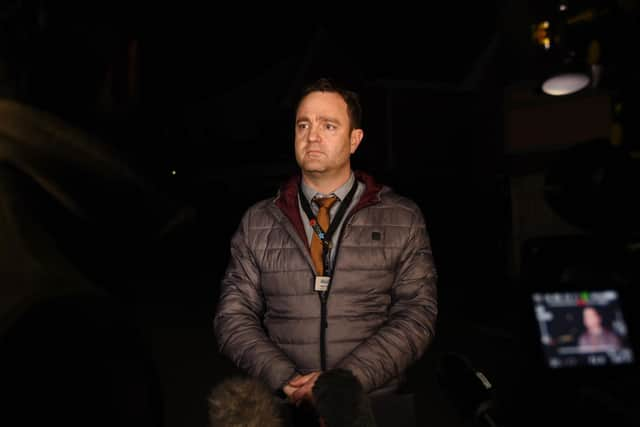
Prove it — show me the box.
[214,78,437,410]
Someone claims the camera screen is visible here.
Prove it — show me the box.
[531,290,635,369]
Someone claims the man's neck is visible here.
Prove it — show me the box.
[302,170,351,194]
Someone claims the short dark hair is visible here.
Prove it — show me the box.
[207,376,283,427]
[312,368,377,427]
[296,77,363,130]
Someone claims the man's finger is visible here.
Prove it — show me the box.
[283,384,298,397]
[289,373,314,387]
[291,384,311,402]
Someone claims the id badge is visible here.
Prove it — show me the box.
[314,276,331,292]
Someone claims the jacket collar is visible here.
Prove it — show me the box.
[274,170,383,244]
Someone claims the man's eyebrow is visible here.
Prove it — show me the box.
[295,115,342,125]
[318,115,341,124]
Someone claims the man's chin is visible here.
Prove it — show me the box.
[301,162,326,174]
[302,171,326,178]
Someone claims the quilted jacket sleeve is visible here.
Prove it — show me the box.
[336,204,438,392]
[213,210,298,391]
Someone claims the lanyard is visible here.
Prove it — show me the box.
[299,180,358,275]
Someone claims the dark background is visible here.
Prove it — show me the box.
[2,1,640,426]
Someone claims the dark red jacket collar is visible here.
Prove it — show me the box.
[275,170,383,245]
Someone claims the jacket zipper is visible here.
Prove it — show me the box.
[319,291,328,371]
[318,215,352,371]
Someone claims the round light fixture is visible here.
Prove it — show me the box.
[541,72,591,96]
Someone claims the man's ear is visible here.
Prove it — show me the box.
[350,129,364,154]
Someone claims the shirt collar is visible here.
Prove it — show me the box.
[300,172,355,203]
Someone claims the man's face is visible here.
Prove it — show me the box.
[294,91,362,177]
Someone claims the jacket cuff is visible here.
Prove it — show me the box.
[272,368,299,393]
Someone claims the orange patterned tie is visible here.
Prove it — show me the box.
[310,196,337,275]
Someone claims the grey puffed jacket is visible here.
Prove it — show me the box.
[213,171,438,395]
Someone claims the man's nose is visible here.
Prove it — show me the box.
[308,124,321,142]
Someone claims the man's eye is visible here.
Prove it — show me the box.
[325,124,336,130]
[297,123,309,130]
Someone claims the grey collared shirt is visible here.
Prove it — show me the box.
[298,172,364,274]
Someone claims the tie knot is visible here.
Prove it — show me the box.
[314,195,338,210]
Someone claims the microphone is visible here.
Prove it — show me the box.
[437,352,500,427]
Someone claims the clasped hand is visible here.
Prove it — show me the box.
[282,371,321,406]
